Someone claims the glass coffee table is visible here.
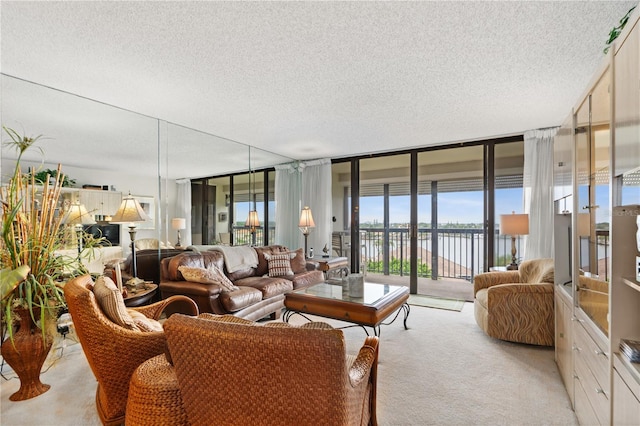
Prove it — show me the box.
[283,280,410,336]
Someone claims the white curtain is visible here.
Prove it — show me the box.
[301,159,332,255]
[275,163,302,249]
[274,159,332,253]
[523,128,557,260]
[175,178,192,247]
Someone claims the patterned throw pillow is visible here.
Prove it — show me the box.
[93,276,139,331]
[178,265,238,292]
[263,252,296,277]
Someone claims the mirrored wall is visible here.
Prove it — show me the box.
[1,74,293,259]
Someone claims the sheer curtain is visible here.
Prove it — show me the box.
[175,178,192,247]
[301,159,332,255]
[275,163,302,250]
[523,128,558,260]
[274,159,332,253]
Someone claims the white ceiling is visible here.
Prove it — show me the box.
[1,1,637,178]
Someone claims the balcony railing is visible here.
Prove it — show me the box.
[360,227,610,282]
[230,226,610,283]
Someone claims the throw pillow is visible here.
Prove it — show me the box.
[93,276,139,331]
[178,265,238,292]
[289,248,307,274]
[127,309,163,332]
[263,252,296,277]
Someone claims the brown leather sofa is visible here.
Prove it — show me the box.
[159,245,324,321]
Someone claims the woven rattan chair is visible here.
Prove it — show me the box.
[127,314,379,426]
[64,275,198,426]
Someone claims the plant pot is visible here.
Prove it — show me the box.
[1,307,53,401]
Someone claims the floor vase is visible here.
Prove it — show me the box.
[1,307,53,401]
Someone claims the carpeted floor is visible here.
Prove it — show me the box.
[0,303,578,425]
[407,294,465,312]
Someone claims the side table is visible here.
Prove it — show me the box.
[309,256,350,279]
[124,283,158,307]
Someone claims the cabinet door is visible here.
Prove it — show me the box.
[103,191,122,217]
[613,368,640,426]
[614,20,640,177]
[555,291,573,403]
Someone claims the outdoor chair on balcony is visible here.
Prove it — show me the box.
[473,258,554,346]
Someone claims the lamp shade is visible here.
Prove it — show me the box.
[246,210,260,228]
[500,212,529,235]
[298,206,316,228]
[171,217,186,230]
[63,203,96,226]
[110,194,150,224]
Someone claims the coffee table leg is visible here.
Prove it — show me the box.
[402,303,410,330]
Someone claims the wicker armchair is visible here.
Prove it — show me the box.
[63,275,198,426]
[126,314,379,426]
[473,258,554,346]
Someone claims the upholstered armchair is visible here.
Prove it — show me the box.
[126,314,379,426]
[63,275,198,426]
[473,258,554,346]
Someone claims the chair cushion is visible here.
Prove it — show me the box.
[519,258,554,284]
[127,309,163,332]
[93,276,139,331]
[178,265,238,292]
[263,252,296,277]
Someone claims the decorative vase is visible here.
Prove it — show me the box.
[0,307,53,401]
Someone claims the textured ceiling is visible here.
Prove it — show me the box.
[0,1,637,177]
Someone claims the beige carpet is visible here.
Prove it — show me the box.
[408,294,465,312]
[0,303,578,425]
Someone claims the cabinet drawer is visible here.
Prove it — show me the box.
[574,375,601,425]
[574,321,609,394]
[575,349,610,425]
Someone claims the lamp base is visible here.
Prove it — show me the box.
[506,263,519,271]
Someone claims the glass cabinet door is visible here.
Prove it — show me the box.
[576,69,611,336]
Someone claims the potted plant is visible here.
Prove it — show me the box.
[0,126,71,401]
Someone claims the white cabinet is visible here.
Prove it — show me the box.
[554,9,640,425]
[78,189,122,219]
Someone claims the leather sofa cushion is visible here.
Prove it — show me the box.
[234,276,294,299]
[166,251,225,281]
[219,287,263,312]
[291,270,324,290]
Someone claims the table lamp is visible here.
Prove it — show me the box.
[63,202,95,255]
[500,211,529,270]
[172,217,186,247]
[110,193,150,278]
[298,206,316,258]
[246,210,260,246]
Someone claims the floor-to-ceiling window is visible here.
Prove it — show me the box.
[359,154,412,287]
[329,136,523,300]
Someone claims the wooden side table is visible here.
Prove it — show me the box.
[310,256,350,279]
[124,283,158,307]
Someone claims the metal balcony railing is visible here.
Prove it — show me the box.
[230,226,610,283]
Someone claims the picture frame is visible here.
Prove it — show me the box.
[218,212,228,222]
[134,195,155,230]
